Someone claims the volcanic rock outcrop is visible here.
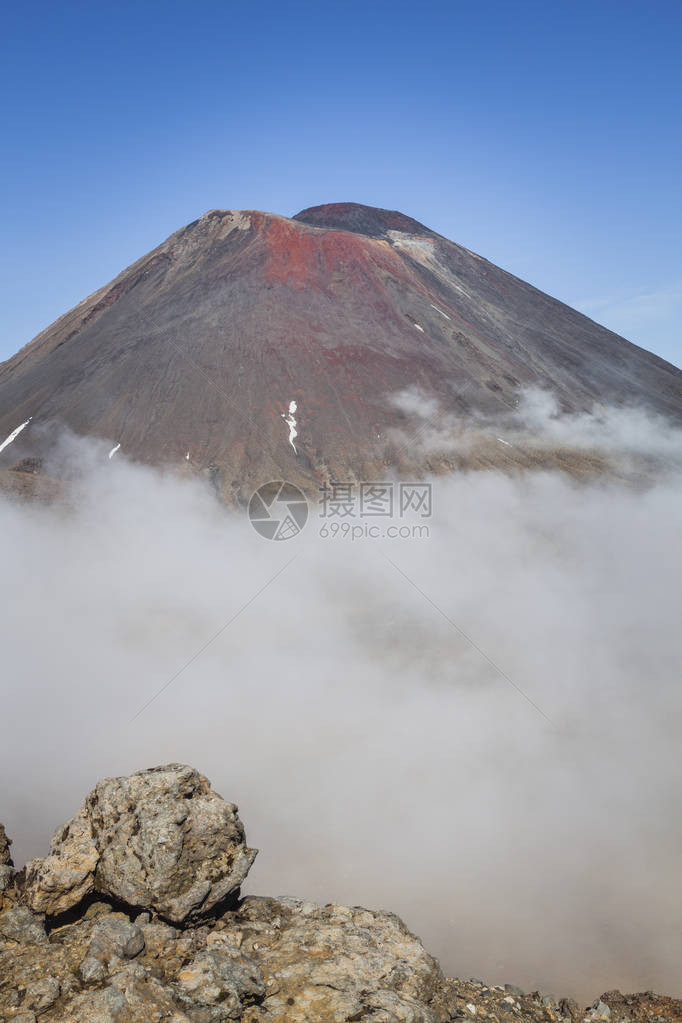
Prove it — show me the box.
[1,765,453,1021]
[2,765,681,1022]
[1,203,681,499]
[0,824,13,895]
[22,765,256,923]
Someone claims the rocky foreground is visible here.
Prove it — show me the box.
[0,766,679,1023]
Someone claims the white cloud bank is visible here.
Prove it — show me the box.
[390,385,682,473]
[0,420,681,1001]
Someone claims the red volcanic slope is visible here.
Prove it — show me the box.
[0,202,680,497]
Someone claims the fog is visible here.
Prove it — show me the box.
[391,385,682,474]
[1,410,681,1001]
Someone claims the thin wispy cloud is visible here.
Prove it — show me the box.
[574,281,682,364]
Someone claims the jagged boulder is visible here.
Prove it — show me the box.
[229,895,454,1021]
[0,904,47,944]
[0,823,14,893]
[22,764,256,922]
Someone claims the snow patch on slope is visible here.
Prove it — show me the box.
[281,400,298,452]
[430,304,451,320]
[0,418,32,456]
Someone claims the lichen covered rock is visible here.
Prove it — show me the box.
[0,893,454,1022]
[230,895,453,1022]
[0,823,14,894]
[23,765,256,922]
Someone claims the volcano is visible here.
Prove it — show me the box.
[1,202,680,498]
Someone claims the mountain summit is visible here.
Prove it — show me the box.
[1,202,680,497]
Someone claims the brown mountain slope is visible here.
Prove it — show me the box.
[0,203,680,498]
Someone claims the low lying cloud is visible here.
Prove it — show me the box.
[390,385,682,474]
[1,421,681,1001]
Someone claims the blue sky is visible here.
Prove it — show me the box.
[1,0,680,366]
